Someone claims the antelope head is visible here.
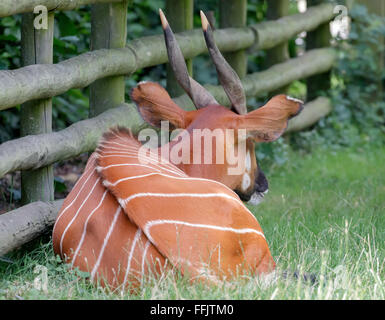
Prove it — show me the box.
[130,10,303,205]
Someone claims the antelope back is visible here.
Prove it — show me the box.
[52,128,275,290]
[52,152,167,289]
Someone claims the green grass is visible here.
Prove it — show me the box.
[1,144,385,300]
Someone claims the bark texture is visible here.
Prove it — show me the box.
[0,200,63,256]
[0,4,335,111]
[0,0,122,17]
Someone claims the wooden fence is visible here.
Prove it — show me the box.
[0,0,337,256]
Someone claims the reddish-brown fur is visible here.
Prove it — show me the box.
[52,82,302,290]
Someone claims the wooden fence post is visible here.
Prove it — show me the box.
[219,0,248,79]
[165,0,194,97]
[263,0,290,94]
[20,10,55,204]
[306,0,331,100]
[89,1,128,117]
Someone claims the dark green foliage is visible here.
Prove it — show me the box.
[334,5,385,136]
[260,4,385,172]
[53,8,91,62]
[0,15,21,142]
[0,1,267,142]
[0,15,21,70]
[290,4,385,156]
[53,176,67,194]
[127,0,164,38]
[0,1,383,165]
[0,9,92,140]
[0,109,19,143]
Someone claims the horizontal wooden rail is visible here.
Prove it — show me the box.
[0,200,63,256]
[0,48,336,179]
[286,97,332,133]
[251,3,335,50]
[0,3,335,111]
[0,2,338,257]
[175,48,336,109]
[0,103,143,179]
[0,0,123,18]
[0,94,332,256]
[0,28,252,111]
[243,48,336,99]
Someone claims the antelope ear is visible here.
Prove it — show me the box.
[240,95,303,142]
[130,81,187,129]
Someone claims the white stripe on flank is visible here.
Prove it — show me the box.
[59,177,101,255]
[100,146,156,156]
[100,150,182,173]
[120,192,240,208]
[100,143,143,153]
[98,146,241,201]
[100,154,185,177]
[99,142,186,175]
[99,152,160,164]
[143,220,265,243]
[103,173,159,187]
[99,141,187,176]
[90,206,122,281]
[53,159,96,234]
[100,144,155,158]
[98,157,239,200]
[118,191,259,227]
[97,163,162,173]
[103,172,238,199]
[123,229,142,285]
[99,140,133,149]
[99,155,185,177]
[101,150,160,161]
[71,190,109,267]
[110,130,133,144]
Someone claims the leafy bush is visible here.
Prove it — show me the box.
[0,1,268,142]
[291,4,385,155]
[1,2,384,163]
[0,15,21,142]
[333,4,385,143]
[257,4,385,172]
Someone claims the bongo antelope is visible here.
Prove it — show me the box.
[52,10,303,290]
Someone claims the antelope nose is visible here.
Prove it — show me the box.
[255,170,268,193]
